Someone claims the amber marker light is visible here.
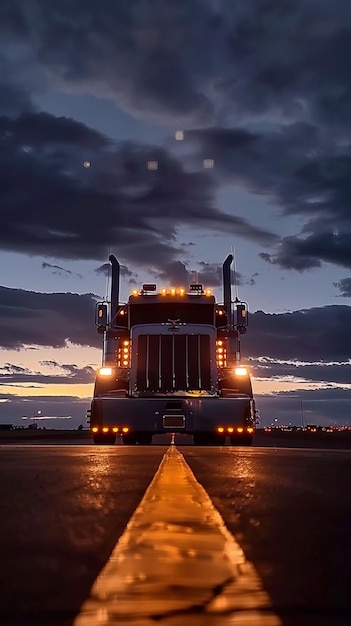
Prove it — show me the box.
[237,427,244,433]
[160,288,167,295]
[227,427,234,433]
[205,288,212,296]
[99,367,113,376]
[102,427,109,433]
[92,427,98,433]
[179,288,185,296]
[247,427,254,433]
[112,427,119,433]
[217,426,224,433]
[122,427,129,433]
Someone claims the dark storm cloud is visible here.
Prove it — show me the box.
[155,261,190,286]
[0,111,109,149]
[260,233,351,271]
[0,286,99,349]
[154,261,247,289]
[0,362,95,384]
[0,111,275,269]
[3,0,351,129]
[333,278,351,298]
[0,0,218,126]
[243,306,351,362]
[95,263,138,284]
[250,358,351,385]
[1,284,351,382]
[1,0,351,273]
[42,262,82,279]
[187,123,351,272]
[0,83,35,116]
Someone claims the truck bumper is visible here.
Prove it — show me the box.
[91,395,254,433]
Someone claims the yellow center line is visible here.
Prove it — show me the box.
[74,446,281,625]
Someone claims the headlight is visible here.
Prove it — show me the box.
[99,367,113,376]
[235,367,247,376]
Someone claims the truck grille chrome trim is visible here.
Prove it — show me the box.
[136,333,211,392]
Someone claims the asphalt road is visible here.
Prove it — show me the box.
[0,443,350,625]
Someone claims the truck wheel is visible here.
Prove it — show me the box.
[138,433,152,445]
[93,434,116,445]
[229,435,253,447]
[122,433,138,445]
[210,434,226,446]
[193,433,210,446]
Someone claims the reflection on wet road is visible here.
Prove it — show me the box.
[0,444,350,626]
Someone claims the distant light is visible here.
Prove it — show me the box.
[147,160,158,170]
[83,161,91,168]
[175,130,184,140]
[203,159,214,168]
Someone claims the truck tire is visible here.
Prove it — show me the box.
[137,433,152,445]
[193,433,211,445]
[229,434,253,446]
[93,433,116,445]
[122,433,138,445]
[210,433,226,446]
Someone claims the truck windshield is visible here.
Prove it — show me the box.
[130,303,215,326]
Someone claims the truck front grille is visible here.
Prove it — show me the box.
[136,334,211,392]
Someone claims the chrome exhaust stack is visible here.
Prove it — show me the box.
[222,253,233,325]
[109,254,120,329]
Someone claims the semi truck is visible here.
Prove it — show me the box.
[89,254,256,445]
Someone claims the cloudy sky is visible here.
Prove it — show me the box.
[1,0,351,428]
